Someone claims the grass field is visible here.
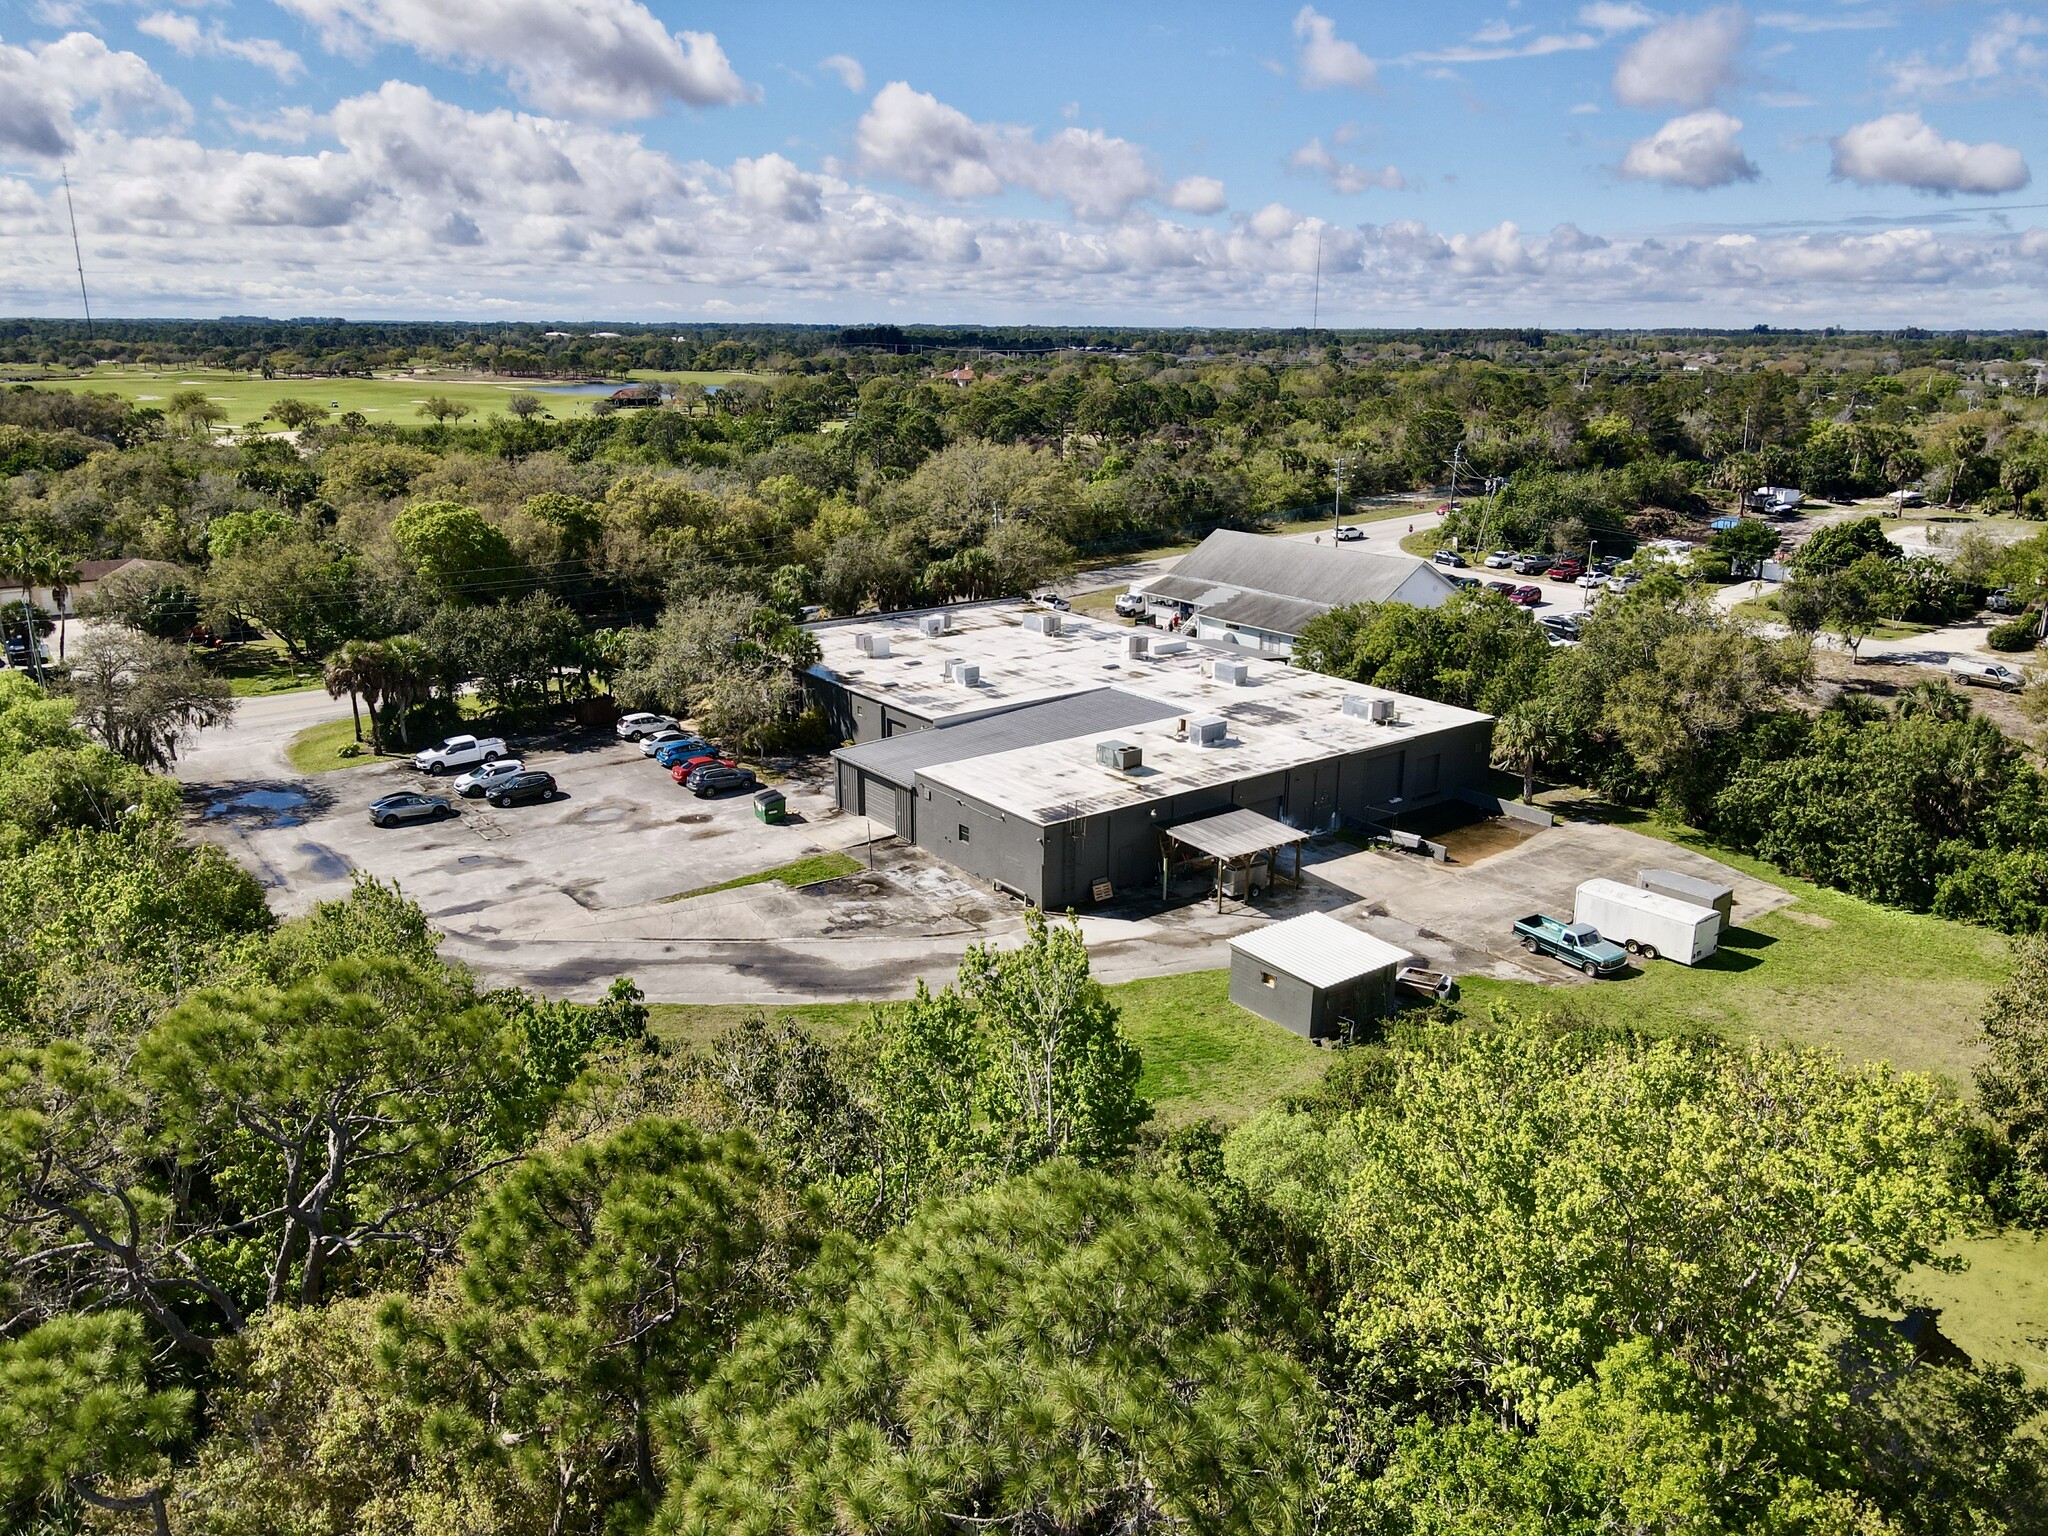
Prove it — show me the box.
[647,966,1326,1127]
[1730,591,1932,640]
[207,638,323,697]
[662,851,863,903]
[286,716,401,774]
[1911,1230,2048,1378]
[8,365,760,430]
[1457,814,2009,1085]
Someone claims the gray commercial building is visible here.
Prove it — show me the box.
[1130,529,1460,655]
[808,601,1493,910]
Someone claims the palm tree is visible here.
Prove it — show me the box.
[0,534,59,683]
[324,639,390,753]
[46,550,78,663]
[376,634,435,748]
[1489,703,1556,805]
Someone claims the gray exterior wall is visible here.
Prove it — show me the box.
[806,672,934,746]
[915,781,1046,904]
[1230,950,1400,1041]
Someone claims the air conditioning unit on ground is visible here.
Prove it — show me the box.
[1188,715,1228,747]
[918,613,948,637]
[1210,659,1249,685]
[1095,740,1142,772]
[1125,633,1149,658]
[854,633,891,658]
[1023,611,1062,637]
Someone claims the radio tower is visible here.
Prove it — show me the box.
[60,164,94,341]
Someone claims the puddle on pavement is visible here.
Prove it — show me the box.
[573,806,630,825]
[204,786,313,827]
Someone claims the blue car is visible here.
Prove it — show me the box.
[652,736,717,768]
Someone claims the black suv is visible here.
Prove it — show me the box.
[685,764,758,799]
[487,769,558,807]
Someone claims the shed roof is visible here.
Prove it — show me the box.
[1229,912,1416,990]
[1148,529,1457,611]
[1159,806,1314,862]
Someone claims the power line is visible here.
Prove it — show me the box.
[59,166,93,343]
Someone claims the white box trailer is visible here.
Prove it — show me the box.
[1573,878,1720,965]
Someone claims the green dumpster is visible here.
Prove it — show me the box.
[753,788,787,824]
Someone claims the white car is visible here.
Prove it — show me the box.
[1333,525,1365,543]
[1483,549,1516,568]
[412,734,509,775]
[1576,571,1608,589]
[639,727,691,757]
[453,758,525,798]
[615,712,679,742]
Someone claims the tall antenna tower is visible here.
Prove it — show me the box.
[60,165,94,341]
[1310,229,1323,331]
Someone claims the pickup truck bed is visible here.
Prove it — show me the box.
[1513,914,1628,977]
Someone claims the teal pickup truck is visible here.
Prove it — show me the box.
[1513,914,1629,977]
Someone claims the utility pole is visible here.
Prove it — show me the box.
[1332,455,1346,541]
[1311,229,1323,332]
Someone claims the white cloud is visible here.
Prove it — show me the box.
[1291,136,1405,194]
[1884,12,2044,99]
[731,152,824,222]
[1165,175,1226,214]
[1619,109,1759,187]
[139,11,305,81]
[819,53,865,92]
[1830,112,2030,196]
[852,81,1166,220]
[0,31,188,157]
[1579,2,1656,33]
[272,0,756,116]
[1613,6,1751,109]
[1408,21,1604,64]
[1293,6,1378,91]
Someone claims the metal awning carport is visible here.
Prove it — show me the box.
[1158,807,1313,911]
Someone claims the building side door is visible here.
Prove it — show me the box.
[1412,752,1441,797]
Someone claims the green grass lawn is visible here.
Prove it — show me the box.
[12,365,761,430]
[647,967,1326,1127]
[207,638,324,697]
[1731,591,1932,641]
[286,716,403,774]
[1456,814,2009,1086]
[662,851,863,903]
[1910,1229,2048,1379]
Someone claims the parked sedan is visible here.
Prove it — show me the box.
[1508,584,1543,606]
[652,736,718,768]
[487,769,558,807]
[1430,549,1466,568]
[1576,571,1609,590]
[671,755,736,784]
[453,758,525,798]
[1539,614,1581,641]
[615,711,679,742]
[369,791,452,828]
[639,727,690,757]
[1484,580,1517,596]
[686,763,759,798]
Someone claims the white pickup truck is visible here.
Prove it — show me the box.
[412,733,509,775]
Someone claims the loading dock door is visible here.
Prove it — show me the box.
[1411,752,1440,797]
[1312,764,1337,817]
[861,773,898,832]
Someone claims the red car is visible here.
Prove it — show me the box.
[1508,584,1542,606]
[1545,559,1583,581]
[670,754,736,783]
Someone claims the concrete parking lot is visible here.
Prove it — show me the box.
[178,693,1783,1004]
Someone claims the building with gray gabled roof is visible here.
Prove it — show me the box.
[1133,529,1459,655]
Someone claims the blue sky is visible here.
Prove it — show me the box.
[1,1,2044,324]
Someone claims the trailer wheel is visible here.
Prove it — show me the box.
[1637,943,1658,962]
[1581,960,1600,977]
[1623,938,1642,954]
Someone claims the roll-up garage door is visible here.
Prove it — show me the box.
[861,773,898,832]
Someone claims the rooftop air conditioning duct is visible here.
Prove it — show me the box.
[1095,740,1142,772]
[1125,633,1149,659]
[1023,611,1062,637]
[918,613,948,637]
[1189,715,1228,747]
[855,633,891,658]
[1211,659,1249,685]
[1151,637,1188,656]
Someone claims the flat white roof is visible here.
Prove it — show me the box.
[1229,912,1415,989]
[811,601,1490,824]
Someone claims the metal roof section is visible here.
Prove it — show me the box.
[837,688,1180,785]
[1195,589,1333,637]
[1159,807,1315,862]
[1140,529,1459,613]
[1229,912,1416,990]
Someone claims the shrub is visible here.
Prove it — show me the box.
[1988,613,2040,652]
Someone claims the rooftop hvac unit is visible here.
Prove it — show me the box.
[1210,659,1249,685]
[1151,637,1188,655]
[917,613,949,637]
[1125,633,1149,659]
[854,633,891,658]
[950,663,979,687]
[1188,715,1228,747]
[1095,739,1142,772]
[1342,695,1396,723]
[1022,611,1062,637]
